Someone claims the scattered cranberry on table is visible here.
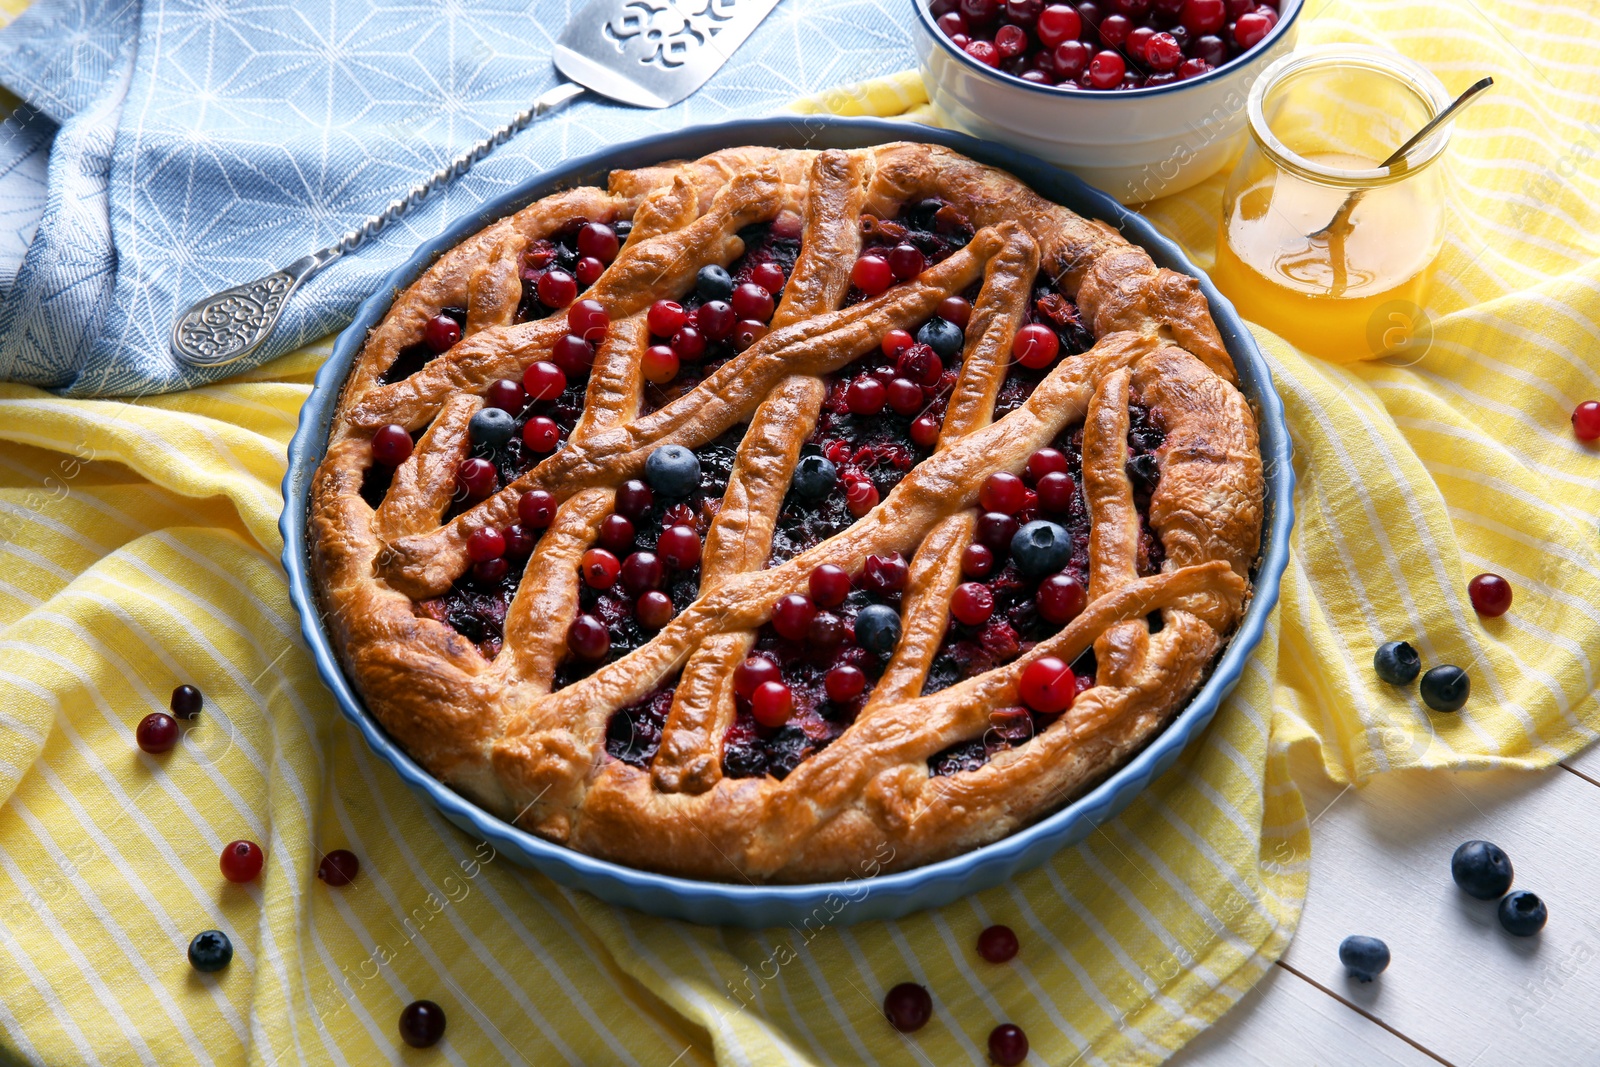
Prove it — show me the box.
[399,999,447,1049]
[930,0,1282,90]
[318,849,360,887]
[220,840,264,883]
[1467,572,1512,618]
[883,981,933,1032]
[988,1022,1029,1065]
[977,923,1020,962]
[1572,400,1600,441]
[170,684,203,720]
[136,712,179,753]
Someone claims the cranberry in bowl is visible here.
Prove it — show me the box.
[912,0,1302,203]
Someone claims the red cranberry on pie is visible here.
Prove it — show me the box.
[568,615,610,659]
[581,548,621,589]
[733,655,781,698]
[851,254,893,295]
[424,314,461,353]
[518,489,556,528]
[657,525,702,569]
[635,590,674,630]
[772,593,817,642]
[1019,655,1076,713]
[371,424,413,466]
[522,360,567,403]
[809,564,853,607]
[825,664,867,702]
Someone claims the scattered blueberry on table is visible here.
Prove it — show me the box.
[1451,839,1514,900]
[188,929,233,973]
[988,1022,1029,1065]
[1338,935,1390,982]
[883,982,933,1032]
[1372,640,1420,686]
[399,999,447,1048]
[1419,665,1470,713]
[1498,890,1548,937]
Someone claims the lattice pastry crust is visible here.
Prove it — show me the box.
[310,142,1262,882]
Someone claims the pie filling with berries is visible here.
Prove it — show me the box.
[310,142,1263,882]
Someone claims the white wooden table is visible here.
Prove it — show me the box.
[1169,743,1600,1066]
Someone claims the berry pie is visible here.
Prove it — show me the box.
[310,142,1263,882]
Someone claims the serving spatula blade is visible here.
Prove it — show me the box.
[555,0,784,109]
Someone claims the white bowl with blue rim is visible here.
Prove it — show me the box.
[280,116,1293,927]
[910,0,1303,203]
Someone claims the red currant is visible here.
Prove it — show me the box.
[862,552,909,595]
[888,244,928,281]
[751,681,795,728]
[809,564,852,607]
[371,424,413,466]
[537,268,577,308]
[846,477,880,517]
[648,299,688,337]
[851,254,894,295]
[522,416,561,452]
[220,840,264,883]
[581,548,621,589]
[1468,572,1513,618]
[657,525,702,569]
[575,256,604,287]
[1013,323,1061,369]
[486,378,525,412]
[772,593,817,642]
[962,543,995,578]
[568,615,610,659]
[424,314,461,353]
[1573,400,1600,441]
[1036,3,1082,45]
[566,298,609,342]
[883,982,932,1032]
[518,489,556,528]
[598,513,635,552]
[1036,471,1076,512]
[466,527,506,562]
[882,329,915,359]
[642,344,679,384]
[732,282,774,322]
[989,1023,1029,1066]
[671,325,707,361]
[825,664,867,703]
[551,334,594,377]
[577,222,619,262]
[977,924,1019,962]
[502,525,535,558]
[750,260,786,294]
[846,376,888,416]
[136,712,178,753]
[733,656,780,699]
[980,472,1028,514]
[522,360,567,402]
[951,582,995,625]
[636,590,674,629]
[317,849,359,887]
[1181,0,1226,33]
[938,296,973,328]
[1037,574,1087,624]
[1019,655,1076,713]
[456,457,496,499]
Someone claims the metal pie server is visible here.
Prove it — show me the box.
[170,0,783,369]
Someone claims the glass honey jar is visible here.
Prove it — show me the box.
[1211,47,1453,363]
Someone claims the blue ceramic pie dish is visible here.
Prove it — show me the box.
[279,116,1293,928]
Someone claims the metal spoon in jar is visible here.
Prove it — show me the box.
[1308,76,1493,240]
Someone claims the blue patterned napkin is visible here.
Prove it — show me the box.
[0,0,916,397]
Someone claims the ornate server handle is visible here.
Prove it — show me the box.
[170,80,589,369]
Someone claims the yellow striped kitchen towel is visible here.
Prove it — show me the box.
[1,1,1597,1064]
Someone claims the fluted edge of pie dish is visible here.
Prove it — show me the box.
[279,116,1293,928]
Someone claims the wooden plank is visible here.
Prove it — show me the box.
[1279,764,1600,1067]
[1560,736,1600,783]
[1169,962,1442,1067]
